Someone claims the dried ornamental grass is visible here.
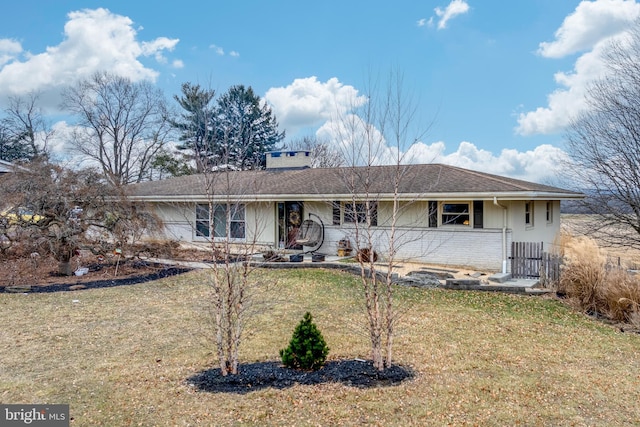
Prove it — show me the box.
[559,233,640,327]
[559,236,608,313]
[600,268,640,325]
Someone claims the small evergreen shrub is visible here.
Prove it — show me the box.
[280,312,329,371]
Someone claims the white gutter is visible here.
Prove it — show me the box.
[128,191,585,204]
[493,196,508,274]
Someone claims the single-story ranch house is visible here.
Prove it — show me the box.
[127,150,583,272]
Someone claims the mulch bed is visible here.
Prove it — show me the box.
[0,264,191,293]
[187,359,415,394]
[0,252,194,293]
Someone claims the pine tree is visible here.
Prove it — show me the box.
[280,312,329,371]
[172,83,285,171]
[214,85,285,170]
[170,83,217,173]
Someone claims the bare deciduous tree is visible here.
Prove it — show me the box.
[61,71,173,186]
[0,92,52,162]
[166,103,271,375]
[330,70,432,371]
[564,21,640,248]
[200,159,271,376]
[286,135,345,168]
[159,83,288,374]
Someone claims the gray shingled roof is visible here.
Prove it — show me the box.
[127,163,583,201]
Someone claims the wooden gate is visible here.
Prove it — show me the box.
[539,252,563,288]
[510,242,544,279]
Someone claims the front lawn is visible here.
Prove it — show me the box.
[1,268,639,426]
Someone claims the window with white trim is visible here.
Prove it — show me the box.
[546,201,553,223]
[441,203,470,226]
[525,201,534,226]
[195,203,245,239]
[336,201,378,226]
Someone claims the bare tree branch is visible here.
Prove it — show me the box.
[62,71,173,186]
[563,20,640,248]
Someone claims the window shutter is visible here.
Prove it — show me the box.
[473,200,483,229]
[370,201,378,226]
[332,201,340,225]
[428,201,437,227]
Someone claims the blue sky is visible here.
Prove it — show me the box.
[1,0,638,183]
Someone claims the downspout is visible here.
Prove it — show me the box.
[493,197,507,274]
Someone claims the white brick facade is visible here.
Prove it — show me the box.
[319,226,512,271]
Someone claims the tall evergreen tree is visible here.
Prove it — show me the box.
[0,123,24,162]
[172,83,285,171]
[171,83,216,173]
[214,85,285,170]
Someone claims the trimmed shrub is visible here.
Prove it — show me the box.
[280,312,329,371]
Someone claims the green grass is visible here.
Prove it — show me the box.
[1,268,640,426]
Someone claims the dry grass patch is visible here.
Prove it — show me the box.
[556,232,640,329]
[1,268,640,426]
[561,214,640,267]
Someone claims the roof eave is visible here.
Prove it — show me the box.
[128,190,585,203]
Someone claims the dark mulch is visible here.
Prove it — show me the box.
[0,265,192,293]
[187,359,414,394]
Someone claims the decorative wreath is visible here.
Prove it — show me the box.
[289,211,301,226]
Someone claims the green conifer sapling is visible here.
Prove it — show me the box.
[280,312,329,370]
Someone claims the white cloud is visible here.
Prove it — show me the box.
[46,121,89,167]
[517,41,610,135]
[517,0,640,136]
[0,39,22,53]
[209,44,239,57]
[142,36,179,64]
[414,141,568,183]
[0,39,22,66]
[0,8,179,109]
[417,18,427,27]
[265,76,367,136]
[538,0,640,58]
[408,141,569,184]
[316,113,395,166]
[268,74,565,183]
[315,112,566,183]
[209,44,224,55]
[433,0,470,30]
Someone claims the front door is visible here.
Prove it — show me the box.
[277,202,304,249]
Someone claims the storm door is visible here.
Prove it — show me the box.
[277,202,304,249]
